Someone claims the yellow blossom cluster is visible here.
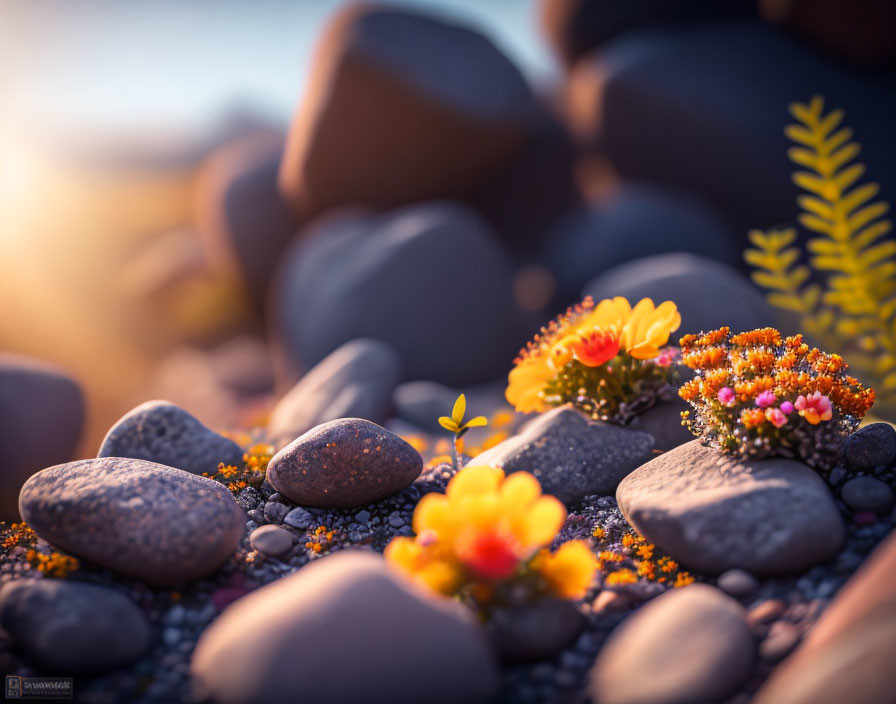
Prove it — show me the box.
[385,466,597,604]
[305,525,337,554]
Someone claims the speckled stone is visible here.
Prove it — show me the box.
[19,457,244,587]
[267,418,423,508]
[470,407,654,505]
[617,440,844,576]
[0,579,150,673]
[98,400,243,475]
[191,551,499,704]
[249,525,294,557]
[589,584,753,704]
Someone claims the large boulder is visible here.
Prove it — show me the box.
[279,3,536,218]
[544,185,739,300]
[753,529,896,704]
[567,21,896,233]
[191,551,499,704]
[267,418,423,508]
[195,133,301,309]
[0,579,150,673]
[470,407,654,505]
[98,400,244,475]
[0,353,84,521]
[584,253,779,336]
[616,441,845,576]
[588,584,754,704]
[270,202,534,386]
[268,339,402,448]
[18,457,244,587]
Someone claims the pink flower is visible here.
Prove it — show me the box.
[779,401,794,415]
[655,348,678,368]
[794,392,833,425]
[717,387,735,406]
[755,390,777,408]
[765,407,788,428]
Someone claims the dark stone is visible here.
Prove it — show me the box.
[191,551,499,704]
[568,21,896,235]
[268,339,402,448]
[617,441,844,576]
[624,396,694,452]
[0,353,84,521]
[0,579,149,673]
[589,584,753,704]
[267,418,423,509]
[717,568,760,598]
[471,407,654,506]
[539,0,754,66]
[195,133,302,309]
[840,476,895,514]
[279,3,535,218]
[844,423,896,472]
[283,507,314,530]
[263,502,290,524]
[761,0,896,65]
[19,457,244,587]
[98,400,244,476]
[544,186,739,301]
[585,253,780,337]
[486,598,586,664]
[249,525,294,557]
[271,202,535,386]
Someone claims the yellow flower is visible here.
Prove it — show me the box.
[386,466,567,593]
[505,297,680,413]
[532,541,598,598]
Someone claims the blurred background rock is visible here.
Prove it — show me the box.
[1,0,894,456]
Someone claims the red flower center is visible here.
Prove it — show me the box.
[459,533,520,580]
[572,329,620,367]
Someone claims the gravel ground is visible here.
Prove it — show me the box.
[1,460,893,704]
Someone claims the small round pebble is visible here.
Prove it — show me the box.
[844,423,896,472]
[263,502,290,524]
[249,525,295,557]
[283,507,313,529]
[759,621,801,662]
[841,476,895,514]
[717,569,760,598]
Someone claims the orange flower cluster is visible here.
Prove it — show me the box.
[679,327,874,469]
[2,523,79,578]
[203,444,273,496]
[593,528,694,589]
[305,525,337,555]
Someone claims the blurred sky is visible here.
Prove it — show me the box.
[0,0,552,147]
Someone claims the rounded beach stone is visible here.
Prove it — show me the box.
[716,568,760,598]
[195,133,301,309]
[0,579,150,673]
[544,186,739,300]
[0,353,85,521]
[267,418,423,508]
[588,584,753,704]
[584,253,778,337]
[271,202,534,386]
[19,457,245,587]
[279,3,535,217]
[191,551,499,704]
[98,400,244,475]
[267,339,402,448]
[616,440,844,576]
[249,525,294,557]
[840,476,894,515]
[470,407,654,506]
[485,598,586,664]
[844,423,896,472]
